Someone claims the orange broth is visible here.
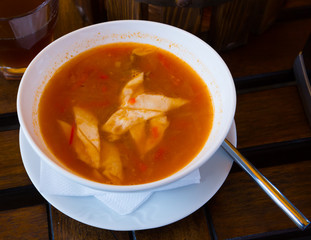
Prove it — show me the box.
[38,42,214,185]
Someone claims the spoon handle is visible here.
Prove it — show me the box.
[222,139,310,230]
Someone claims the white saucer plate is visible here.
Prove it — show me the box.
[19,122,236,231]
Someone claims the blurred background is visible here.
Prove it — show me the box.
[57,0,311,80]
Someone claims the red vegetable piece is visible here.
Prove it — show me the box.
[69,124,75,145]
[154,147,166,161]
[151,126,159,139]
[100,74,109,80]
[128,97,136,104]
[138,162,147,172]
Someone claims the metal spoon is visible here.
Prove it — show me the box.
[222,139,310,230]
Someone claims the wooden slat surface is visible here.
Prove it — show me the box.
[50,206,130,240]
[236,85,311,148]
[135,208,211,240]
[220,17,311,78]
[0,130,31,190]
[0,80,20,114]
[0,205,49,240]
[208,160,311,239]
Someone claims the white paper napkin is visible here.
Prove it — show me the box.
[39,160,200,215]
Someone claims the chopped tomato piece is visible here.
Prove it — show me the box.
[151,126,159,139]
[101,86,107,92]
[128,97,136,104]
[72,73,88,90]
[100,74,109,80]
[69,124,75,145]
[154,147,166,161]
[138,162,147,172]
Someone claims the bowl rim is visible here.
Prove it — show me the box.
[17,20,236,192]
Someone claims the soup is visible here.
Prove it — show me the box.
[38,42,214,185]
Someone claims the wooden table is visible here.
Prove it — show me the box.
[1,1,311,239]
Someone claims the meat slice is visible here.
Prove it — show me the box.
[58,119,123,184]
[57,120,72,139]
[102,71,188,157]
[122,93,188,111]
[129,121,146,155]
[58,119,100,168]
[144,115,169,154]
[73,107,100,150]
[129,116,169,155]
[100,140,123,184]
[120,72,144,106]
[102,108,163,138]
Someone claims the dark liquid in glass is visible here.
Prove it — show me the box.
[0,0,58,68]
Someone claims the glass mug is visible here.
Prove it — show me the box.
[0,0,59,80]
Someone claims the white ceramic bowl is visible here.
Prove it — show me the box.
[17,20,236,192]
